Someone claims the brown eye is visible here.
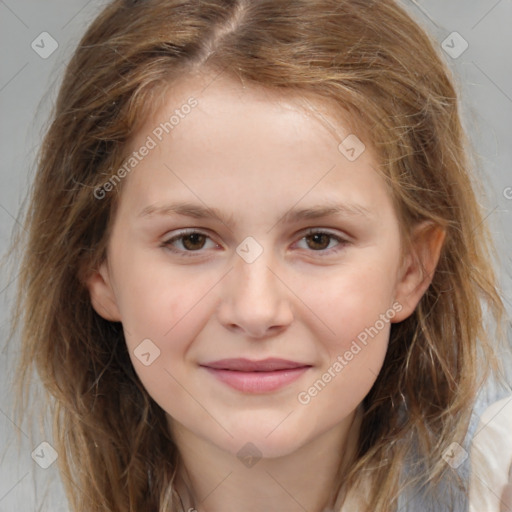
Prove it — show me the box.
[295,230,348,254]
[162,230,217,255]
[304,233,332,250]
[182,233,207,250]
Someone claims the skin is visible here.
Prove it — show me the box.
[87,70,445,512]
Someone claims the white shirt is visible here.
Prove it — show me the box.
[469,394,512,512]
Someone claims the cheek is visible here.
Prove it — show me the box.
[296,250,400,412]
[113,249,217,343]
[301,260,397,352]
[293,256,397,411]
[298,333,389,419]
[298,283,392,415]
[112,257,219,395]
[118,273,216,417]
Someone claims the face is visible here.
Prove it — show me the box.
[88,70,437,460]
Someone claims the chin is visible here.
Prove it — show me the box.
[221,424,309,461]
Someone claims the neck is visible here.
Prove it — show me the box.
[171,407,363,512]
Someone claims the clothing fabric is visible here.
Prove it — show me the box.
[339,379,512,511]
[469,394,512,512]
[398,377,512,512]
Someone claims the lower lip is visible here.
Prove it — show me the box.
[202,367,310,393]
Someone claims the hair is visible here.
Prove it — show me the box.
[8,0,508,510]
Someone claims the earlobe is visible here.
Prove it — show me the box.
[392,222,446,323]
[84,260,122,322]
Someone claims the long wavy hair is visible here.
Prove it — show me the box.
[9,0,507,510]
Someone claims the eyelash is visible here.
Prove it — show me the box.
[161,228,350,258]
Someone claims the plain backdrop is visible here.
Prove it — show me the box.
[1,1,511,510]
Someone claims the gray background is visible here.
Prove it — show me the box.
[1,0,511,510]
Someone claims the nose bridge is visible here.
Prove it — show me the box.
[233,250,281,308]
[218,246,293,337]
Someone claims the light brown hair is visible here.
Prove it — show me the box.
[10,0,506,510]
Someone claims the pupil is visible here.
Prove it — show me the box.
[183,233,205,250]
[308,233,330,250]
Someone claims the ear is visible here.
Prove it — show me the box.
[391,222,446,323]
[84,260,122,322]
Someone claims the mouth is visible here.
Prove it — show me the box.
[200,357,311,372]
[199,358,312,393]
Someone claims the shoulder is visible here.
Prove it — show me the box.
[469,394,512,512]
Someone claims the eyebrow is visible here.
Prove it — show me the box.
[137,201,372,226]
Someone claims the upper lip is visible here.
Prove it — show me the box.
[200,358,311,372]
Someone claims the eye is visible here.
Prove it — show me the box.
[161,228,349,258]
[295,230,349,253]
[161,230,219,255]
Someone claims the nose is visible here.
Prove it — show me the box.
[216,252,294,339]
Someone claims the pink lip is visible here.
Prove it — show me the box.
[200,358,312,393]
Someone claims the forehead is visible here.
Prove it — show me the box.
[137,68,363,150]
[118,69,390,219]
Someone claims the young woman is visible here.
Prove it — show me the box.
[11,0,510,510]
